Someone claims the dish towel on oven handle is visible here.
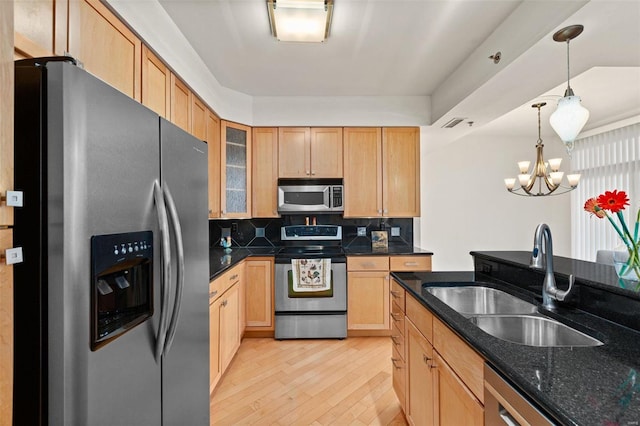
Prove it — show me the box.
[291,258,332,292]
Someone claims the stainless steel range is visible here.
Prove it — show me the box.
[275,225,347,339]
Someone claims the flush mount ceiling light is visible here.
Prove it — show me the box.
[267,0,333,43]
[505,102,580,196]
[549,24,590,154]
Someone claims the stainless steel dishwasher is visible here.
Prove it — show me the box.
[484,364,556,426]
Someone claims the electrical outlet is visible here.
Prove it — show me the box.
[357,227,367,237]
[391,227,401,237]
[231,222,238,233]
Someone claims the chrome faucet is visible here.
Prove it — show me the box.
[530,223,574,310]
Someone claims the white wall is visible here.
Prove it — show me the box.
[418,131,572,271]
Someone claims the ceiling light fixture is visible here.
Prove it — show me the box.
[267,0,333,43]
[505,102,580,196]
[549,24,589,154]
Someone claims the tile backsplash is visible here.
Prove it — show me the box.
[209,215,413,248]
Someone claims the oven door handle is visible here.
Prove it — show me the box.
[162,184,185,356]
[153,180,171,362]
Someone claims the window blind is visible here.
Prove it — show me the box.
[571,123,640,261]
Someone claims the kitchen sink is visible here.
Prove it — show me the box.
[424,285,538,316]
[469,314,603,347]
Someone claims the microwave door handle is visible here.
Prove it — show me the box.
[325,186,331,209]
[153,180,171,361]
[162,185,185,356]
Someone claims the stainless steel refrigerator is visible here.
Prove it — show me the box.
[13,57,209,425]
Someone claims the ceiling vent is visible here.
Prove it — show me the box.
[442,118,466,128]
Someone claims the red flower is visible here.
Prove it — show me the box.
[596,190,629,213]
[584,198,606,218]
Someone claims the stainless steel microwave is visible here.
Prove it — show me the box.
[277,179,344,214]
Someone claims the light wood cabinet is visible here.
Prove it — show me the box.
[382,127,420,217]
[209,263,244,392]
[400,289,485,424]
[14,0,66,57]
[68,0,141,100]
[434,352,484,426]
[170,73,192,133]
[1,4,14,421]
[343,127,420,218]
[406,318,435,426]
[141,45,170,119]
[245,258,274,331]
[221,121,252,218]
[347,256,390,331]
[252,128,279,218]
[390,279,407,412]
[207,111,221,219]
[278,127,343,178]
[191,96,207,141]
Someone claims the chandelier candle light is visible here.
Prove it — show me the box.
[505,102,580,196]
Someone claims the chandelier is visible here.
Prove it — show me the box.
[549,25,589,154]
[505,102,581,196]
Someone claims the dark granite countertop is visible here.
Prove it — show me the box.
[391,270,640,426]
[210,246,433,280]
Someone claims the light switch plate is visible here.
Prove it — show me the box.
[391,227,401,237]
[357,227,367,237]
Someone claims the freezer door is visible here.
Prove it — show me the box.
[159,118,210,426]
[44,62,163,425]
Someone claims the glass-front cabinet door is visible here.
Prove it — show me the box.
[221,121,252,218]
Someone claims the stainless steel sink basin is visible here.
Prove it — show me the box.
[425,285,538,316]
[470,315,603,347]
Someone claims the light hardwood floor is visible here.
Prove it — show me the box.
[210,337,408,426]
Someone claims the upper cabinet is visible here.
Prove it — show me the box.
[207,110,221,219]
[221,121,252,218]
[170,73,192,133]
[14,0,66,57]
[278,127,343,178]
[343,127,420,218]
[141,45,170,119]
[252,128,279,218]
[68,0,141,101]
[191,97,207,141]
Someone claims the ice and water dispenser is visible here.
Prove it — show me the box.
[90,231,153,350]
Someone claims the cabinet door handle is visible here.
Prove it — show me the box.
[209,290,218,299]
[422,354,432,365]
[404,262,418,266]
[390,290,401,298]
[390,312,402,320]
[391,336,401,346]
[230,274,238,281]
[222,299,228,307]
[383,209,388,214]
[362,262,376,268]
[305,170,310,175]
[390,358,402,370]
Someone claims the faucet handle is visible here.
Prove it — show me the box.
[555,274,575,301]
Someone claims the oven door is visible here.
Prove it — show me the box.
[277,185,331,213]
[275,259,346,312]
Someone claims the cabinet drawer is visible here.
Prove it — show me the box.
[391,301,405,335]
[347,256,389,271]
[391,322,405,358]
[391,345,406,411]
[390,279,405,311]
[405,296,432,343]
[433,317,485,404]
[390,255,432,271]
[210,263,244,302]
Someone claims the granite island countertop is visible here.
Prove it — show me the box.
[391,270,640,426]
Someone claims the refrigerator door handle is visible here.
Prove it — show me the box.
[162,184,185,356]
[153,180,172,361]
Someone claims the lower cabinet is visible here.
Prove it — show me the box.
[209,263,243,393]
[399,290,485,424]
[406,319,435,426]
[245,258,274,333]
